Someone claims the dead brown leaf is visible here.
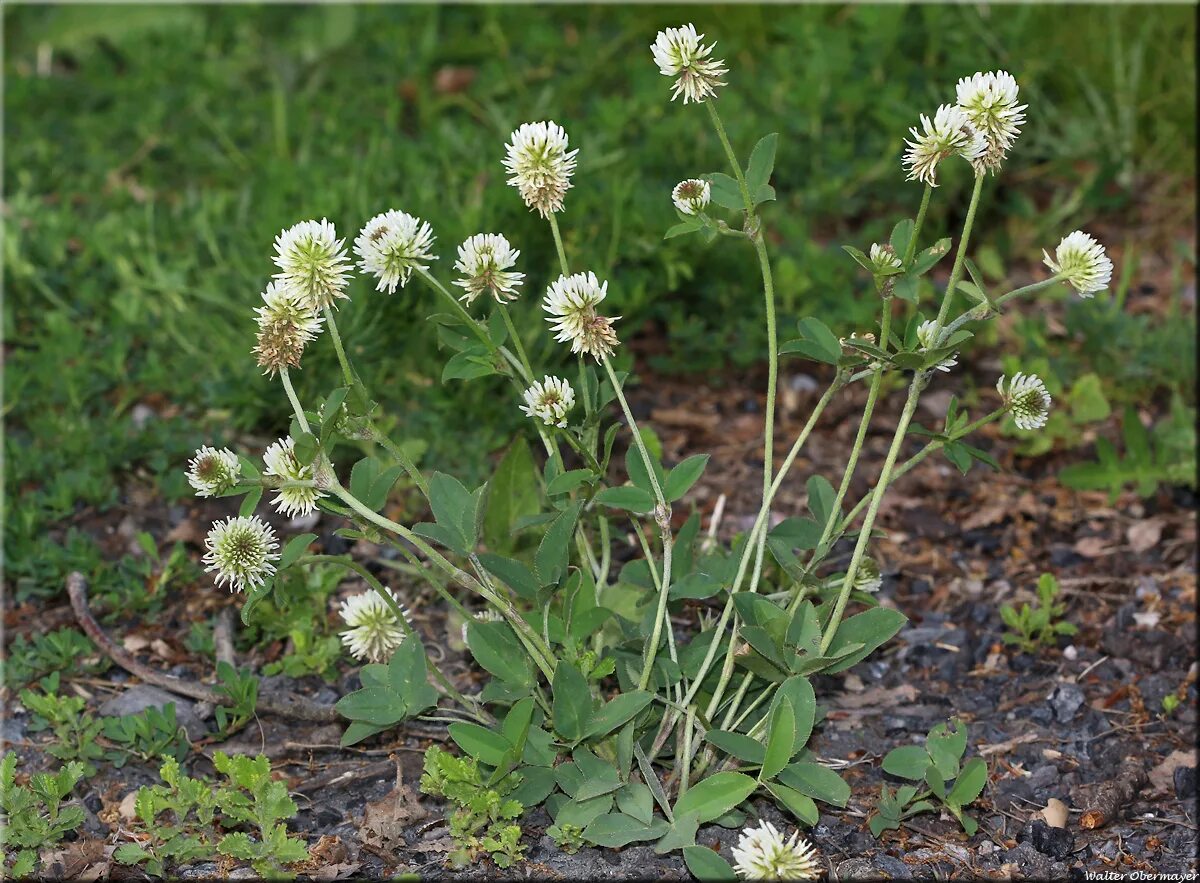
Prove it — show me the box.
[1127,519,1165,554]
[359,760,428,856]
[833,683,917,710]
[1148,749,1197,794]
[39,840,113,880]
[1073,536,1114,558]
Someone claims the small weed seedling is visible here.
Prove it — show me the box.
[874,719,988,836]
[1000,573,1077,654]
[421,745,527,868]
[0,753,87,878]
[102,704,191,767]
[116,753,308,878]
[212,662,259,738]
[20,674,105,775]
[2,628,107,691]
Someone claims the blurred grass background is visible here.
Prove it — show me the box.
[4,4,1195,600]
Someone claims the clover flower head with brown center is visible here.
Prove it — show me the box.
[503,121,579,218]
[186,446,241,497]
[672,178,711,215]
[453,233,524,305]
[354,210,437,294]
[543,271,621,361]
[253,280,324,375]
[520,376,576,427]
[902,104,987,187]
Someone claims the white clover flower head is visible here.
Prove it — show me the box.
[672,178,711,215]
[272,219,353,311]
[854,557,883,594]
[520,376,576,428]
[1043,230,1113,297]
[203,515,279,593]
[339,589,411,663]
[731,820,821,880]
[503,121,579,218]
[453,233,524,305]
[253,280,325,375]
[955,70,1026,173]
[916,319,959,373]
[186,446,241,497]
[651,24,728,104]
[263,436,327,518]
[903,104,987,187]
[354,210,437,295]
[997,372,1053,431]
[543,271,621,361]
[869,243,903,275]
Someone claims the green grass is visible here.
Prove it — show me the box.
[4,5,1195,600]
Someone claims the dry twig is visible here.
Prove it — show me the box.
[67,571,337,723]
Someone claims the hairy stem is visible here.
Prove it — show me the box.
[548,213,570,276]
[321,305,356,388]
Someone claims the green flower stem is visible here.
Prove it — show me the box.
[470,553,558,681]
[632,519,680,671]
[416,268,529,383]
[718,671,756,730]
[328,479,555,681]
[547,213,571,276]
[932,173,985,333]
[702,98,783,712]
[697,375,843,721]
[602,357,675,691]
[677,710,698,796]
[368,426,429,498]
[904,185,933,265]
[321,305,356,389]
[818,376,923,654]
[707,99,780,611]
[821,173,988,654]
[815,400,1007,656]
[498,303,535,381]
[785,306,895,615]
[938,275,1065,344]
[706,100,752,204]
[835,407,1007,530]
[649,376,843,760]
[372,546,474,623]
[279,368,311,434]
[557,428,604,475]
[300,554,487,722]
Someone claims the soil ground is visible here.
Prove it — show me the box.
[5,287,1197,880]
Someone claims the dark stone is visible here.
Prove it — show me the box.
[1174,765,1197,800]
[1003,840,1069,879]
[873,853,913,879]
[97,684,207,740]
[1019,819,1075,860]
[83,792,103,814]
[1048,683,1086,723]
